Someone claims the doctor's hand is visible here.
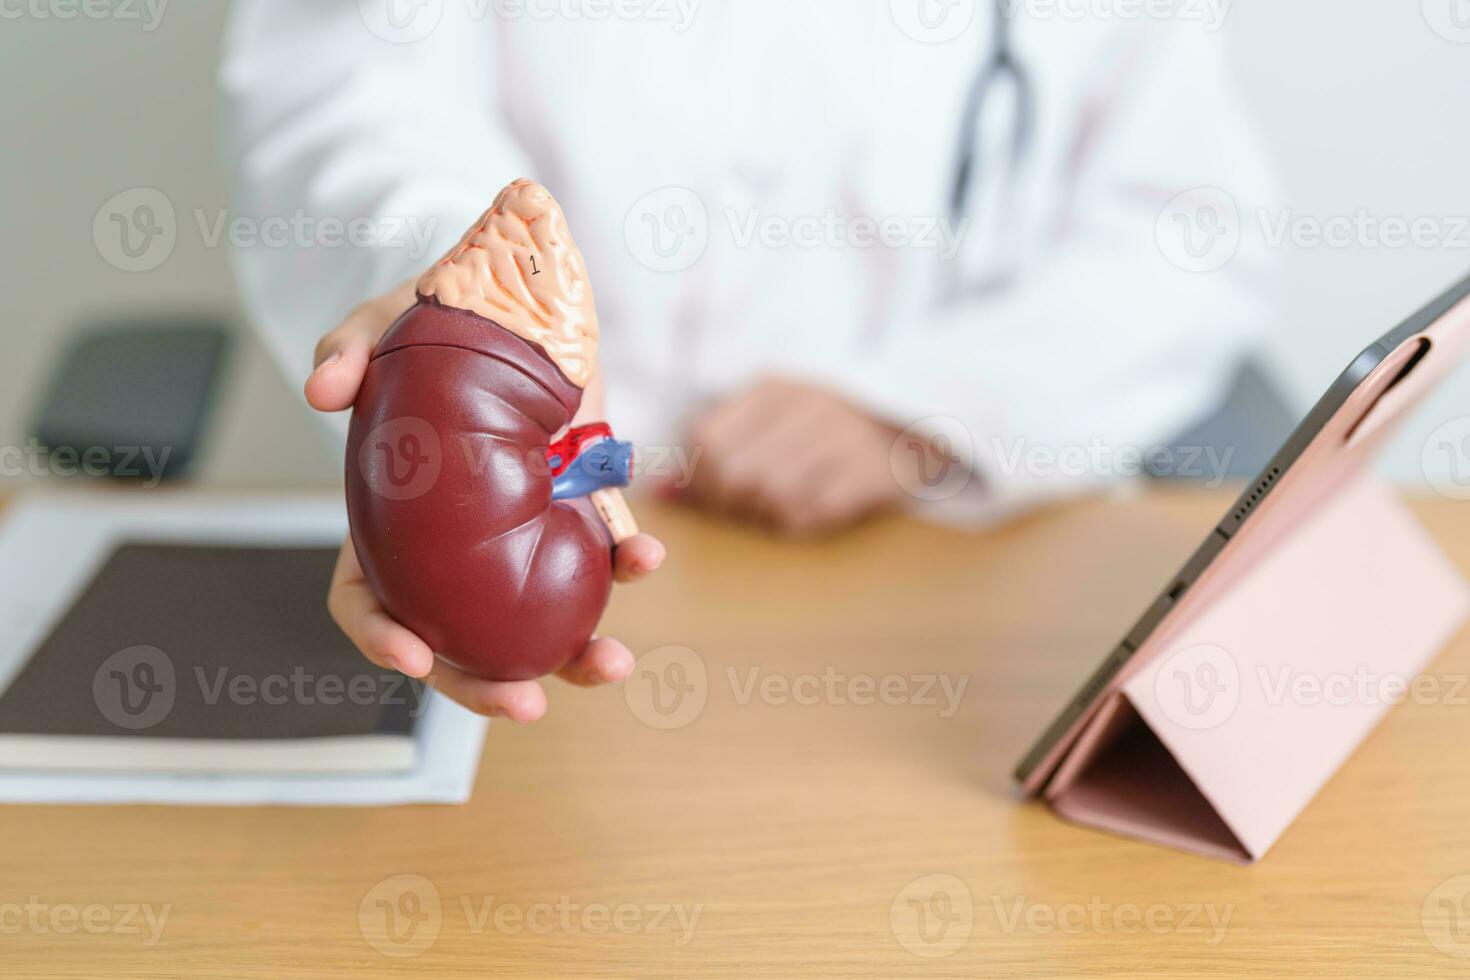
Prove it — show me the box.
[306,281,666,721]
[324,534,662,721]
[682,378,912,537]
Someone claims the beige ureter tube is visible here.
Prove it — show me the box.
[591,489,639,545]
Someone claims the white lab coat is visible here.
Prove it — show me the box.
[220,1,1279,523]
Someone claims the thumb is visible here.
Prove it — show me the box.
[306,281,416,413]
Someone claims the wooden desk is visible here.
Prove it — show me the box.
[8,492,1470,978]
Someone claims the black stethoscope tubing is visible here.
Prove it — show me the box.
[949,0,1034,227]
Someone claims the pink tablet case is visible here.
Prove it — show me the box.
[1031,298,1470,862]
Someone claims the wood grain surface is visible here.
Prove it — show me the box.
[5,491,1470,978]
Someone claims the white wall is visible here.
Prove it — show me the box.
[1226,0,1470,486]
[2,2,1467,489]
[0,2,335,488]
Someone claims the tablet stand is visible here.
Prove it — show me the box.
[1045,472,1468,861]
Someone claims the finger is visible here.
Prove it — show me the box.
[613,533,666,583]
[779,466,886,538]
[685,386,787,509]
[306,283,415,412]
[690,380,787,453]
[327,540,437,678]
[426,662,548,722]
[750,458,838,533]
[555,635,636,687]
[689,419,777,516]
[756,422,886,536]
[305,313,385,413]
[731,401,842,522]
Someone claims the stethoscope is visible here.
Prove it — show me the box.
[946,0,1034,294]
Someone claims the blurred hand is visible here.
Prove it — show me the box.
[683,378,908,537]
[308,282,665,721]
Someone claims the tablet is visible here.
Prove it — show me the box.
[1016,270,1470,801]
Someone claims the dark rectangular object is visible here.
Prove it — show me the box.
[0,544,422,773]
[32,319,230,482]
